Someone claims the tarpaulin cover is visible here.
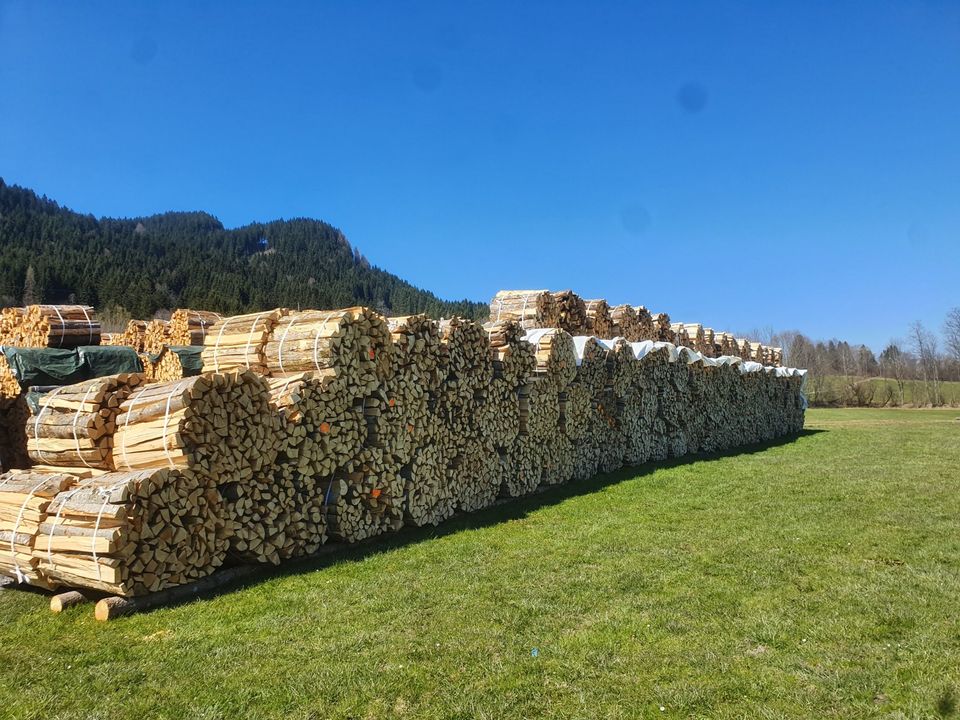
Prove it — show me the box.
[146,346,203,377]
[1,345,143,389]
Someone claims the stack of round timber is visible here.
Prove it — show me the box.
[401,438,453,527]
[438,317,492,405]
[265,308,392,396]
[0,470,75,588]
[702,328,716,358]
[523,328,577,391]
[27,374,144,474]
[609,304,641,341]
[550,290,587,333]
[502,434,541,497]
[21,305,100,348]
[489,290,559,330]
[324,447,404,542]
[142,319,171,355]
[633,306,656,341]
[139,346,186,384]
[268,372,366,478]
[169,309,222,346]
[202,309,287,375]
[583,299,613,338]
[0,308,25,345]
[35,468,227,596]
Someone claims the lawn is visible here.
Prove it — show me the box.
[809,375,960,407]
[1,409,959,719]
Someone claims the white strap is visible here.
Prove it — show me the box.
[45,484,85,564]
[78,306,94,345]
[277,314,297,375]
[10,479,49,583]
[118,385,150,470]
[212,317,231,373]
[242,312,268,369]
[91,480,127,583]
[33,386,66,465]
[495,298,504,322]
[71,383,99,469]
[161,380,189,468]
[44,305,67,347]
[312,311,338,373]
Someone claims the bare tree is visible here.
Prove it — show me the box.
[909,321,942,406]
[879,341,910,407]
[945,307,960,380]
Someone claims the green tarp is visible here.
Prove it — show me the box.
[1,345,144,389]
[145,346,204,377]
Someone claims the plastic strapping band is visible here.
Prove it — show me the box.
[44,305,67,347]
[277,314,297,375]
[45,485,86,564]
[78,306,94,345]
[91,481,127,583]
[161,380,188,469]
[71,383,99,469]
[119,385,150,470]
[312,311,338,373]
[33,386,66,465]
[11,479,49,583]
[242,312,268,369]
[212,317,231,373]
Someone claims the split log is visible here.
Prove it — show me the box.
[142,319,171,355]
[550,290,587,334]
[324,448,404,542]
[0,470,76,587]
[201,309,287,374]
[583,299,613,339]
[489,290,559,329]
[169,310,222,346]
[20,306,100,348]
[35,468,227,596]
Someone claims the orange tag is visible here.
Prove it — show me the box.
[388,397,396,407]
[319,422,331,434]
[371,488,382,499]
[407,423,414,434]
[368,349,376,360]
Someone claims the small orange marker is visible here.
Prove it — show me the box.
[368,349,376,360]
[388,397,396,407]
[371,488,382,499]
[319,422,331,434]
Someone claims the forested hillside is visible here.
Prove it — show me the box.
[0,179,486,321]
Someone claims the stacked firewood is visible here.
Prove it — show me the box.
[139,347,186,383]
[0,308,26,346]
[106,320,147,352]
[169,310,222,346]
[634,306,656,341]
[201,309,286,374]
[702,328,716,357]
[0,470,76,587]
[18,306,100,348]
[523,328,577,391]
[583,299,613,338]
[142,320,171,354]
[609,305,640,341]
[0,355,29,472]
[551,290,587,333]
[35,468,227,595]
[324,447,404,542]
[653,313,674,342]
[489,290,559,329]
[27,374,144,474]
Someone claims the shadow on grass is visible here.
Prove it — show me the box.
[156,428,826,613]
[11,428,824,616]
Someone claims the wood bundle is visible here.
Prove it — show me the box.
[677,323,705,351]
[671,323,691,348]
[0,307,26,345]
[540,433,574,486]
[501,434,541,497]
[324,447,404,542]
[597,337,634,397]
[113,372,281,484]
[771,348,784,366]
[550,290,587,333]
[716,332,738,357]
[450,439,501,512]
[750,342,765,363]
[169,310,222,346]
[485,320,536,388]
[27,374,144,473]
[387,315,444,397]
[402,440,454,527]
[609,305,640,341]
[583,299,613,338]
[736,339,752,361]
[201,309,286,375]
[523,328,577,391]
[633,306,656,341]
[108,320,147,352]
[142,319,171,354]
[0,470,75,587]
[139,347,185,383]
[489,290,559,329]
[702,328,716,358]
[520,378,561,438]
[19,305,100,348]
[476,378,520,448]
[265,308,392,397]
[35,468,227,596]
[268,373,366,478]
[652,313,674,342]
[571,337,609,394]
[226,463,326,564]
[438,317,493,404]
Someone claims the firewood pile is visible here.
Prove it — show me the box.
[106,320,147,352]
[551,290,587,333]
[11,306,101,348]
[0,294,806,604]
[142,320,170,354]
[0,308,26,346]
[139,347,185,383]
[583,300,613,339]
[653,313,674,342]
[489,290,558,329]
[169,310,222,346]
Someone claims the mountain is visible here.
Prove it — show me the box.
[0,178,487,322]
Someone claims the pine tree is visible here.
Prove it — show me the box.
[22,265,39,305]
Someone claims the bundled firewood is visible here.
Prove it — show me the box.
[652,313,674,342]
[0,470,76,587]
[265,308,392,397]
[450,439,502,512]
[523,328,577,391]
[0,307,25,346]
[521,378,561,438]
[324,447,404,542]
[169,310,222,346]
[226,462,326,564]
[108,320,148,352]
[771,347,784,366]
[476,378,520,448]
[702,328,716,357]
[35,468,227,596]
[750,342,765,363]
[438,317,493,404]
[268,373,366,479]
[551,290,587,333]
[139,346,187,383]
[142,319,171,354]
[27,374,144,472]
[19,305,100,348]
[671,323,691,348]
[402,439,454,527]
[736,338,752,361]
[501,434,541,497]
[571,337,609,394]
[387,315,444,397]
[716,332,738,357]
[113,372,281,483]
[540,433,574,486]
[633,306,656,341]
[489,290,559,329]
[201,309,287,374]
[486,320,536,387]
[610,305,640,341]
[583,299,613,338]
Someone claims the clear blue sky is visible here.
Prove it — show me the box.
[2,1,958,350]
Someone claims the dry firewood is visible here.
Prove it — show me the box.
[489,290,559,329]
[19,305,100,348]
[583,299,613,338]
[202,309,287,374]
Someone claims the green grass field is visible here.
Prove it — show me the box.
[2,409,959,719]
[810,375,960,407]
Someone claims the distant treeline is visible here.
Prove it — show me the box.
[771,310,960,407]
[0,179,487,321]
